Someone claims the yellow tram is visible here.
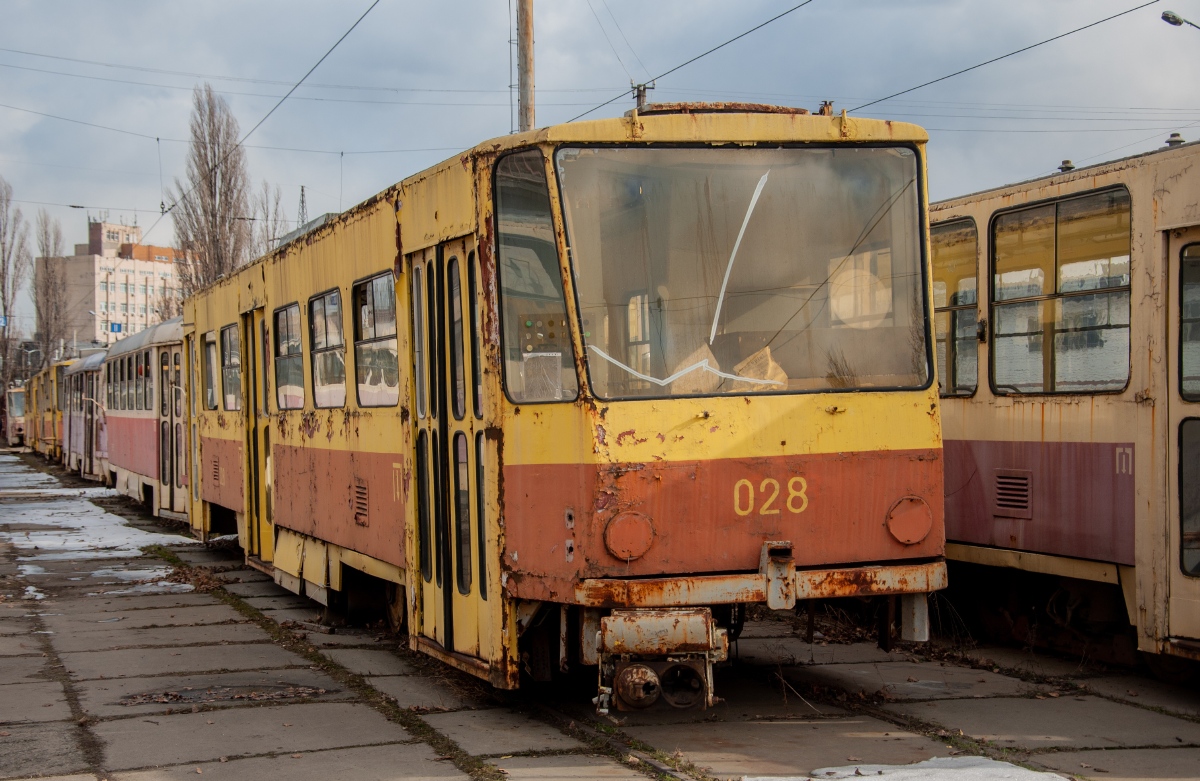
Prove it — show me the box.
[186,104,947,707]
[27,359,74,461]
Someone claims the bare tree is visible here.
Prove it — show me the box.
[34,209,67,367]
[172,83,251,296]
[148,279,182,324]
[249,181,287,260]
[0,176,31,388]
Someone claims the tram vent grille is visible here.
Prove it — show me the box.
[993,469,1032,519]
[354,479,369,526]
[211,458,220,485]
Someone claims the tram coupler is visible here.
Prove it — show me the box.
[593,607,728,713]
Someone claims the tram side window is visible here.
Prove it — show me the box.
[1180,245,1200,400]
[992,189,1131,394]
[219,325,242,411]
[932,219,978,396]
[352,274,400,408]
[1180,419,1200,576]
[144,349,153,413]
[494,150,579,403]
[310,290,347,408]
[106,364,112,410]
[274,304,304,409]
[202,333,218,410]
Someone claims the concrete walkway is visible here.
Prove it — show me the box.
[2,452,1199,780]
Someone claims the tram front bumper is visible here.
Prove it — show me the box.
[574,558,948,607]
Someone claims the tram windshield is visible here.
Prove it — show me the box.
[555,145,928,400]
[7,391,24,417]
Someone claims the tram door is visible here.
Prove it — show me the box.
[412,237,491,661]
[242,309,275,563]
[158,350,185,513]
[1167,226,1200,641]
[83,373,95,477]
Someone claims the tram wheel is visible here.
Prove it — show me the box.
[385,583,406,634]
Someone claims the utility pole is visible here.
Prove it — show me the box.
[517,0,535,132]
[297,186,308,228]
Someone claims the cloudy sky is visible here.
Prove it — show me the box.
[2,0,1199,331]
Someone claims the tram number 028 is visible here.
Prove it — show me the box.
[733,477,808,516]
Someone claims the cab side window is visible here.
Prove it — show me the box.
[274,304,305,410]
[931,219,979,396]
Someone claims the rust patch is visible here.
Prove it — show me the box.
[615,429,646,446]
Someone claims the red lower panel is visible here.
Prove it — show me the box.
[201,436,245,513]
[272,445,407,569]
[108,415,159,480]
[503,449,944,583]
[944,439,1135,565]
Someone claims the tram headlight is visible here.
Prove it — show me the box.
[604,511,655,561]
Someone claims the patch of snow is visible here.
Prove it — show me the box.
[89,566,173,582]
[23,586,45,600]
[95,581,195,596]
[751,756,1065,780]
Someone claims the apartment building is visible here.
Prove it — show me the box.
[36,219,185,349]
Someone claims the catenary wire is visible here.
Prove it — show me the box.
[138,0,382,244]
[568,0,818,122]
[850,0,1162,112]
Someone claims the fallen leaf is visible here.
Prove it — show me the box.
[1048,692,1059,698]
[195,769,202,775]
[1126,689,1138,697]
[906,676,918,682]
[291,754,303,759]
[848,756,862,761]
[206,720,213,725]
[0,731,10,737]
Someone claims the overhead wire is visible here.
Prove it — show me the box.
[584,0,634,81]
[849,0,1162,113]
[568,0,819,122]
[138,0,382,244]
[599,0,651,80]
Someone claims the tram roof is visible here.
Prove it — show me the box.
[934,137,1200,208]
[107,316,183,360]
[64,351,107,375]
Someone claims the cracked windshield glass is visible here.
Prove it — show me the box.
[555,145,928,400]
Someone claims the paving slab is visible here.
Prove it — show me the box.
[1078,675,1200,718]
[737,638,907,667]
[0,635,41,656]
[45,593,219,613]
[221,579,291,598]
[51,622,269,653]
[740,620,798,639]
[0,680,71,723]
[964,645,1104,679]
[495,754,648,780]
[0,721,89,779]
[1034,746,1200,780]
[243,594,315,611]
[368,674,470,710]
[93,701,410,770]
[42,604,245,631]
[111,743,466,780]
[0,616,33,635]
[786,661,1034,700]
[306,631,384,648]
[321,647,417,676]
[422,709,584,756]
[173,550,240,566]
[261,607,325,624]
[60,642,307,680]
[624,715,947,781]
[75,668,351,717]
[887,695,1200,749]
[0,654,50,685]
[209,568,271,583]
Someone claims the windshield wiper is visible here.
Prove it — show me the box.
[587,345,783,388]
[709,170,770,345]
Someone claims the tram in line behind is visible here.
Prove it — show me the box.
[931,138,1200,672]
